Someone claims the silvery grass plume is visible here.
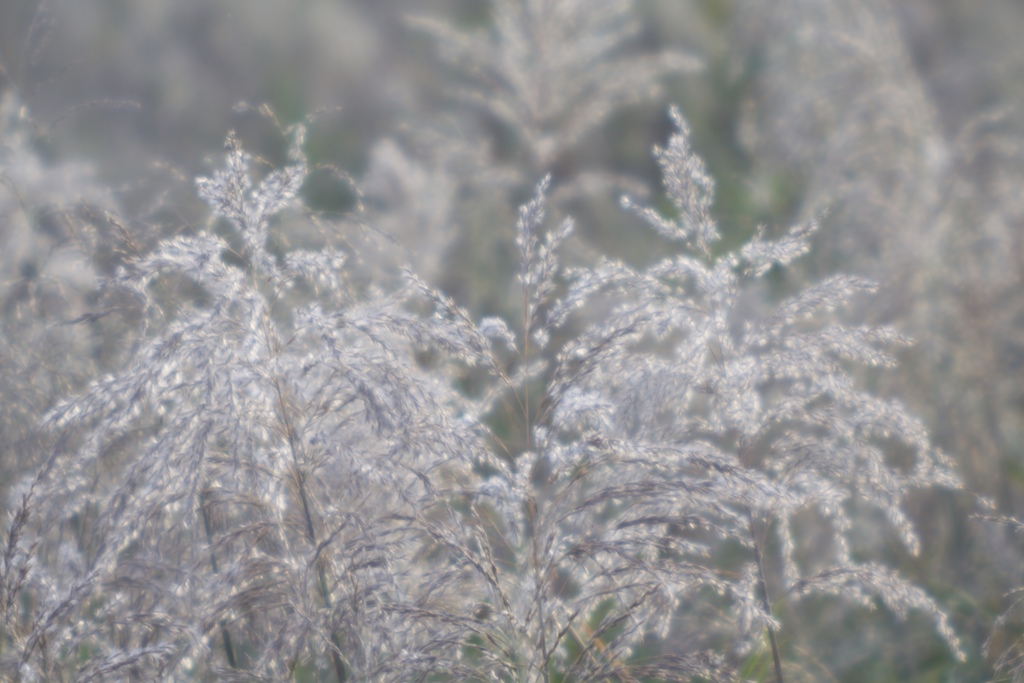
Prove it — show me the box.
[560,106,964,679]
[0,90,140,680]
[357,137,459,287]
[412,0,699,175]
[406,103,966,682]
[733,0,946,280]
[731,4,1024,675]
[406,177,738,682]
[404,0,699,315]
[10,124,478,681]
[0,89,126,500]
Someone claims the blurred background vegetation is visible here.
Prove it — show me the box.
[4,0,1024,680]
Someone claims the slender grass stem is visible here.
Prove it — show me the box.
[276,383,348,683]
[200,492,238,670]
[749,512,784,683]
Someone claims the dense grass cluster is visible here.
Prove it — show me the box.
[3,0,1024,681]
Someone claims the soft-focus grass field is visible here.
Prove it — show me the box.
[2,1,1024,681]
